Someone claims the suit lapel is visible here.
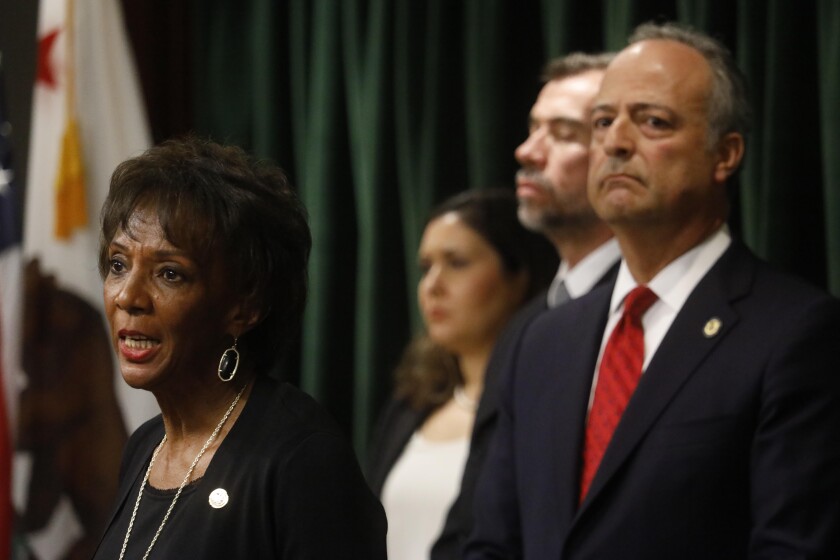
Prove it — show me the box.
[367,402,426,495]
[544,286,614,525]
[474,292,548,431]
[477,261,619,433]
[576,244,753,513]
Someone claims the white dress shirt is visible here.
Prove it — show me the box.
[588,227,732,409]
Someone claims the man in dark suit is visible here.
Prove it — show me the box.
[429,53,620,559]
[466,21,840,559]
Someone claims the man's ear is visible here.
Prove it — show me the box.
[713,132,745,183]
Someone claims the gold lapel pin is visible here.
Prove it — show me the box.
[209,488,229,509]
[703,317,722,338]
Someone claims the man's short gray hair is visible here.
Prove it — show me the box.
[629,21,752,146]
[541,52,615,83]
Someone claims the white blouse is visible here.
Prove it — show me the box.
[381,432,470,560]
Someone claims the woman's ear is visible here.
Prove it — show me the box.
[226,300,262,337]
[713,132,745,184]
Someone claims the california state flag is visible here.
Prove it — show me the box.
[17,0,157,558]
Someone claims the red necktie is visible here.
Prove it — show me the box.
[579,285,658,503]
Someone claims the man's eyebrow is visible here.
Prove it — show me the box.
[590,102,614,115]
[529,115,587,128]
[591,102,674,115]
[550,117,587,128]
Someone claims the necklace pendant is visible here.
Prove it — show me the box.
[209,488,229,509]
[453,385,479,412]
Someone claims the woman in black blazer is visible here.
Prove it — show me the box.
[367,188,556,560]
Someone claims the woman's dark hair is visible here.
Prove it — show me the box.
[426,188,557,300]
[99,135,311,373]
[395,188,557,410]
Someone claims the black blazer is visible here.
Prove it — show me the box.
[466,242,840,559]
[366,396,429,497]
[366,296,549,559]
[366,291,550,492]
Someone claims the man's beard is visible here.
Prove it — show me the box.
[518,201,574,233]
[516,168,598,233]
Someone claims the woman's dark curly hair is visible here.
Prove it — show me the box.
[98,135,311,373]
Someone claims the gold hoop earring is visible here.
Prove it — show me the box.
[217,338,240,382]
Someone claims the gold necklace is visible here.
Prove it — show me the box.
[119,384,247,560]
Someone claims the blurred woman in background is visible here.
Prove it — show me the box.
[367,188,556,560]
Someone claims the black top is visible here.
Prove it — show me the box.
[101,481,204,558]
[94,376,387,559]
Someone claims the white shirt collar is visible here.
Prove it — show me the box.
[610,226,732,316]
[549,238,621,306]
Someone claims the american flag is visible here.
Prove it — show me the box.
[0,53,19,558]
[0,61,21,251]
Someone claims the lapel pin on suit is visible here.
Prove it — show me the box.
[703,317,722,338]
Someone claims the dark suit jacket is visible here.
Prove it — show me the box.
[466,242,840,559]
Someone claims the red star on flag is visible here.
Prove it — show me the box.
[36,28,61,89]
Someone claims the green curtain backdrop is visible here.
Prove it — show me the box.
[191,0,840,452]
